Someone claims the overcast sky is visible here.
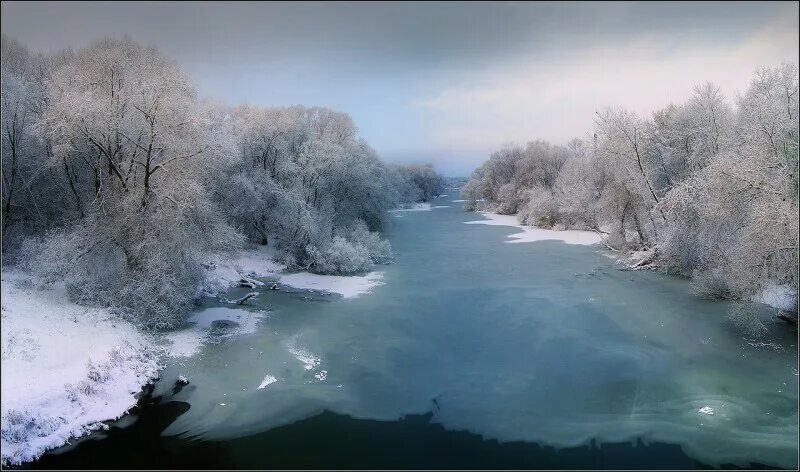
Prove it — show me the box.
[2,1,798,175]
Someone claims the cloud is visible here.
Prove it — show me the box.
[413,11,799,152]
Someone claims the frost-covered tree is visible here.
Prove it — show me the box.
[215,103,408,275]
[28,38,242,328]
[462,63,799,330]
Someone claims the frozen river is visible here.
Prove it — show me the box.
[30,196,798,469]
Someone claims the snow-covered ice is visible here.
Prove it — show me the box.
[465,212,602,245]
[286,343,321,371]
[163,307,267,358]
[1,270,161,466]
[279,271,385,298]
[257,375,278,390]
[390,203,433,212]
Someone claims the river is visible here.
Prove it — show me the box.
[28,196,798,469]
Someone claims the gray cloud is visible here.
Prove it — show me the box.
[2,1,797,176]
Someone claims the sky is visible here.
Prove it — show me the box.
[2,1,798,176]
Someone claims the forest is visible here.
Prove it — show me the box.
[462,65,799,333]
[0,36,446,329]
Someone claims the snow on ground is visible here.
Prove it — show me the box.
[201,244,286,294]
[279,271,385,298]
[1,270,161,466]
[754,283,797,311]
[465,212,602,245]
[162,327,206,358]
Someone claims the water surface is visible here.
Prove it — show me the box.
[31,197,799,469]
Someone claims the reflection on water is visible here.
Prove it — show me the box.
[26,401,777,470]
[33,197,799,469]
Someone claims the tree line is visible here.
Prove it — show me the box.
[462,65,798,333]
[0,36,445,328]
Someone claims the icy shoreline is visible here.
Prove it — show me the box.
[465,212,602,245]
[2,245,387,465]
[200,244,385,299]
[1,270,161,466]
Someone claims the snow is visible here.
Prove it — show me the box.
[754,283,796,311]
[162,327,205,358]
[163,307,267,358]
[286,338,321,371]
[257,375,278,390]
[201,244,385,299]
[465,212,602,245]
[1,232,383,466]
[432,205,450,208]
[390,203,432,212]
[1,269,161,466]
[187,307,266,334]
[279,271,385,298]
[201,245,285,294]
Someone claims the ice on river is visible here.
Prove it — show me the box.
[152,202,797,469]
[465,212,602,245]
[279,271,385,298]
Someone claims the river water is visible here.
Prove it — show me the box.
[30,196,798,469]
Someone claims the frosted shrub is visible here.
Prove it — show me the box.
[304,220,392,274]
[343,221,392,264]
[306,236,373,275]
[517,187,558,228]
[23,192,243,329]
[691,267,734,300]
[495,183,521,215]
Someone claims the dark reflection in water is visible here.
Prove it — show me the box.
[25,394,775,470]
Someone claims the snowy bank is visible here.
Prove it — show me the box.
[200,245,384,299]
[389,203,433,212]
[279,271,385,298]
[1,270,161,466]
[201,245,286,294]
[465,212,602,245]
[755,283,797,311]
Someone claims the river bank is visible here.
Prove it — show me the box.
[0,244,387,466]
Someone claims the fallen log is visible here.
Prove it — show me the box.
[238,276,264,288]
[233,292,258,305]
[216,292,259,305]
